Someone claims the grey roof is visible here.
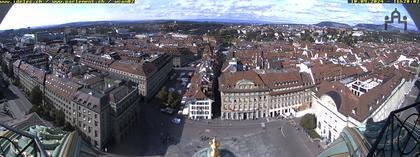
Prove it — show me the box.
[109,86,134,104]
[73,88,107,113]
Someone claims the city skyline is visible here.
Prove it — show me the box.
[1,5,420,156]
[0,0,417,30]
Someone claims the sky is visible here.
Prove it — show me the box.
[0,0,417,30]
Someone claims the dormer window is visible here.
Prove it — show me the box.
[352,108,357,115]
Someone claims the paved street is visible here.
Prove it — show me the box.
[0,71,33,120]
[398,80,420,122]
[109,101,322,157]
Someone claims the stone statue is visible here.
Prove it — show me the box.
[209,137,220,157]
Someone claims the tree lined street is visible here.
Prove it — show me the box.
[0,81,32,119]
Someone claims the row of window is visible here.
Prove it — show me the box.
[191,106,210,110]
[78,121,99,138]
[190,111,210,115]
[191,102,210,105]
[224,104,263,111]
[223,92,269,96]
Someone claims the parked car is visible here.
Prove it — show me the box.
[169,88,175,92]
[160,107,175,115]
[171,118,181,124]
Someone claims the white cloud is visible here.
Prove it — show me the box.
[366,4,387,13]
[285,0,317,10]
[0,0,416,30]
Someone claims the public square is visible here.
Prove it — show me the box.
[108,101,322,157]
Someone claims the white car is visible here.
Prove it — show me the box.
[171,118,181,124]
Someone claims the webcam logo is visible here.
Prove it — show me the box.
[384,8,407,31]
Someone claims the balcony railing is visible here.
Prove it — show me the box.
[367,102,420,157]
[0,123,48,157]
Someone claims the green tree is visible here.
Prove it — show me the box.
[342,35,355,47]
[40,105,52,121]
[1,62,8,75]
[12,77,19,86]
[300,114,317,130]
[29,106,40,114]
[55,110,65,127]
[0,91,4,100]
[156,86,168,102]
[30,86,43,106]
[49,109,56,121]
[167,91,179,109]
[63,122,74,131]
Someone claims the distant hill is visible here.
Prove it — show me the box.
[32,19,281,30]
[355,23,400,31]
[51,21,138,28]
[189,19,278,24]
[34,20,174,29]
[4,19,415,32]
[314,21,351,28]
[314,21,413,31]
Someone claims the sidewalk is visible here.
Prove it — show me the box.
[289,118,324,154]
[185,117,285,128]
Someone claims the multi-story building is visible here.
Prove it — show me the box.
[43,74,81,119]
[72,88,111,149]
[12,60,141,150]
[111,54,172,100]
[188,98,213,120]
[185,71,213,120]
[3,46,49,71]
[80,53,173,100]
[78,53,114,70]
[312,69,414,144]
[108,85,140,143]
[219,70,314,120]
[260,71,314,117]
[12,60,47,94]
[19,52,49,68]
